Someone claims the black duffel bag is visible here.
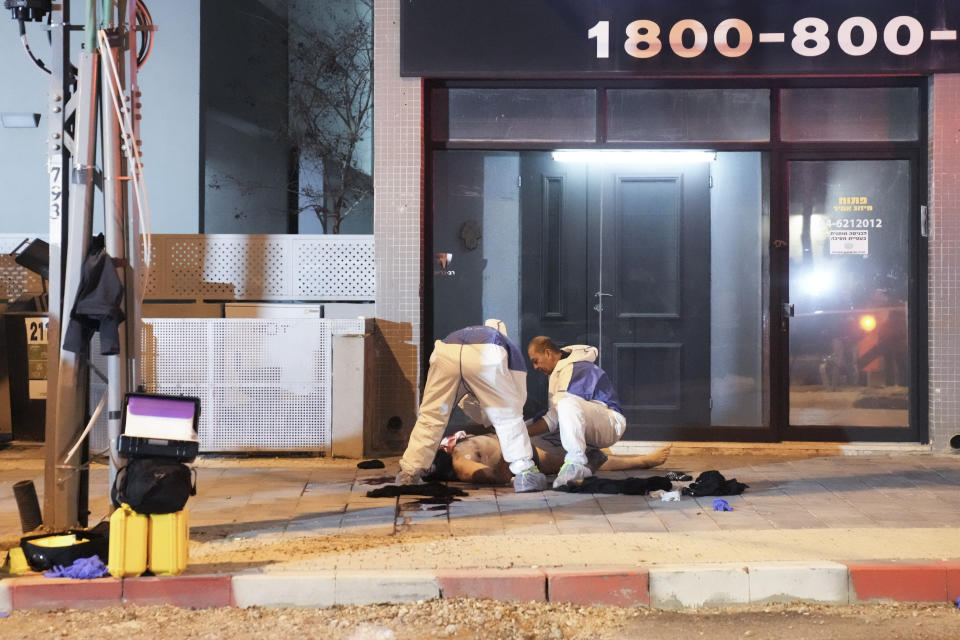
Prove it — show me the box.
[111,458,196,514]
[20,522,110,572]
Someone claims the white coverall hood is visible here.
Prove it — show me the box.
[553,344,598,374]
[484,318,509,337]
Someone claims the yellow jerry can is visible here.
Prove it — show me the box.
[148,509,189,576]
[108,503,148,578]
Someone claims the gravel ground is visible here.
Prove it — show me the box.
[1,600,957,639]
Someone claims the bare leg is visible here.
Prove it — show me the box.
[452,435,672,483]
[597,445,671,471]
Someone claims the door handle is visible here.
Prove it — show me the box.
[780,302,794,332]
[594,291,612,313]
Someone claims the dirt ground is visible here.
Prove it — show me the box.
[1,600,957,640]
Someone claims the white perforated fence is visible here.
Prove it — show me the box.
[144,234,375,301]
[2,233,375,303]
[135,318,335,452]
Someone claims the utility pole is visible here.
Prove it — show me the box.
[6,0,150,529]
[43,0,86,529]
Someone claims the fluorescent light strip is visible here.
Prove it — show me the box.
[551,150,716,164]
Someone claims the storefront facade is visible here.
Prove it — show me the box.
[372,0,960,450]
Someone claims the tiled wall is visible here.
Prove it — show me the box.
[928,74,960,451]
[371,0,423,453]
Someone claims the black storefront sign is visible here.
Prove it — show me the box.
[401,0,960,78]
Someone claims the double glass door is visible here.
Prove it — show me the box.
[517,150,768,441]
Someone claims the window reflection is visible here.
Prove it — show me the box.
[789,160,910,427]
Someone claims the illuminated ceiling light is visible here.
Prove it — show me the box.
[859,315,877,332]
[551,150,716,164]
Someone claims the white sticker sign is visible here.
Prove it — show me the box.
[829,230,869,255]
[29,380,47,400]
[24,317,49,344]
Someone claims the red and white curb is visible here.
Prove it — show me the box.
[1,561,959,612]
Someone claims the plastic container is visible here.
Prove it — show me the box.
[148,509,189,576]
[108,503,148,578]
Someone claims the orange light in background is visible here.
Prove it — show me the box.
[859,314,877,332]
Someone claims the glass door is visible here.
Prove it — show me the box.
[786,158,914,435]
[519,150,771,441]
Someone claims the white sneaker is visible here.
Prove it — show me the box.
[552,461,592,489]
[394,470,424,486]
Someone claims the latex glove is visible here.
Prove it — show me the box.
[713,498,733,512]
[660,490,681,502]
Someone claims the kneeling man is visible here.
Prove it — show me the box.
[527,336,625,488]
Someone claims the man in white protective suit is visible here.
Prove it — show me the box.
[526,336,626,489]
[395,319,548,493]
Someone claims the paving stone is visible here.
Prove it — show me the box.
[438,568,546,602]
[848,563,948,602]
[546,567,649,606]
[11,577,123,611]
[233,572,336,608]
[336,570,440,605]
[748,561,849,604]
[649,564,750,609]
[124,575,233,608]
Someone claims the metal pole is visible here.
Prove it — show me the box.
[125,0,144,392]
[100,6,128,492]
[42,0,71,528]
[48,48,99,529]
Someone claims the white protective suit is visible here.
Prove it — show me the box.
[398,320,536,476]
[541,345,626,466]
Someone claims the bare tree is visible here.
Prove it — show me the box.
[288,0,373,233]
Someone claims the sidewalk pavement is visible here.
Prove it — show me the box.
[1,444,960,611]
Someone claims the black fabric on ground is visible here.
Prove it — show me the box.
[555,475,673,495]
[366,482,468,498]
[357,459,385,469]
[681,470,748,496]
[423,449,456,482]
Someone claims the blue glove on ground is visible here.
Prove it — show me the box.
[44,556,109,579]
[712,498,733,512]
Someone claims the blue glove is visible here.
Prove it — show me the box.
[44,556,109,579]
[712,498,733,512]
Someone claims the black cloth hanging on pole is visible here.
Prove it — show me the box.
[63,234,125,357]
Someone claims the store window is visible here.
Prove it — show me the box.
[607,89,770,142]
[431,89,597,142]
[780,87,920,142]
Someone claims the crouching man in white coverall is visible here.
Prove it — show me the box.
[527,336,626,489]
[396,320,548,493]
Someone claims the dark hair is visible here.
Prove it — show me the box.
[528,335,560,354]
[423,449,456,481]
